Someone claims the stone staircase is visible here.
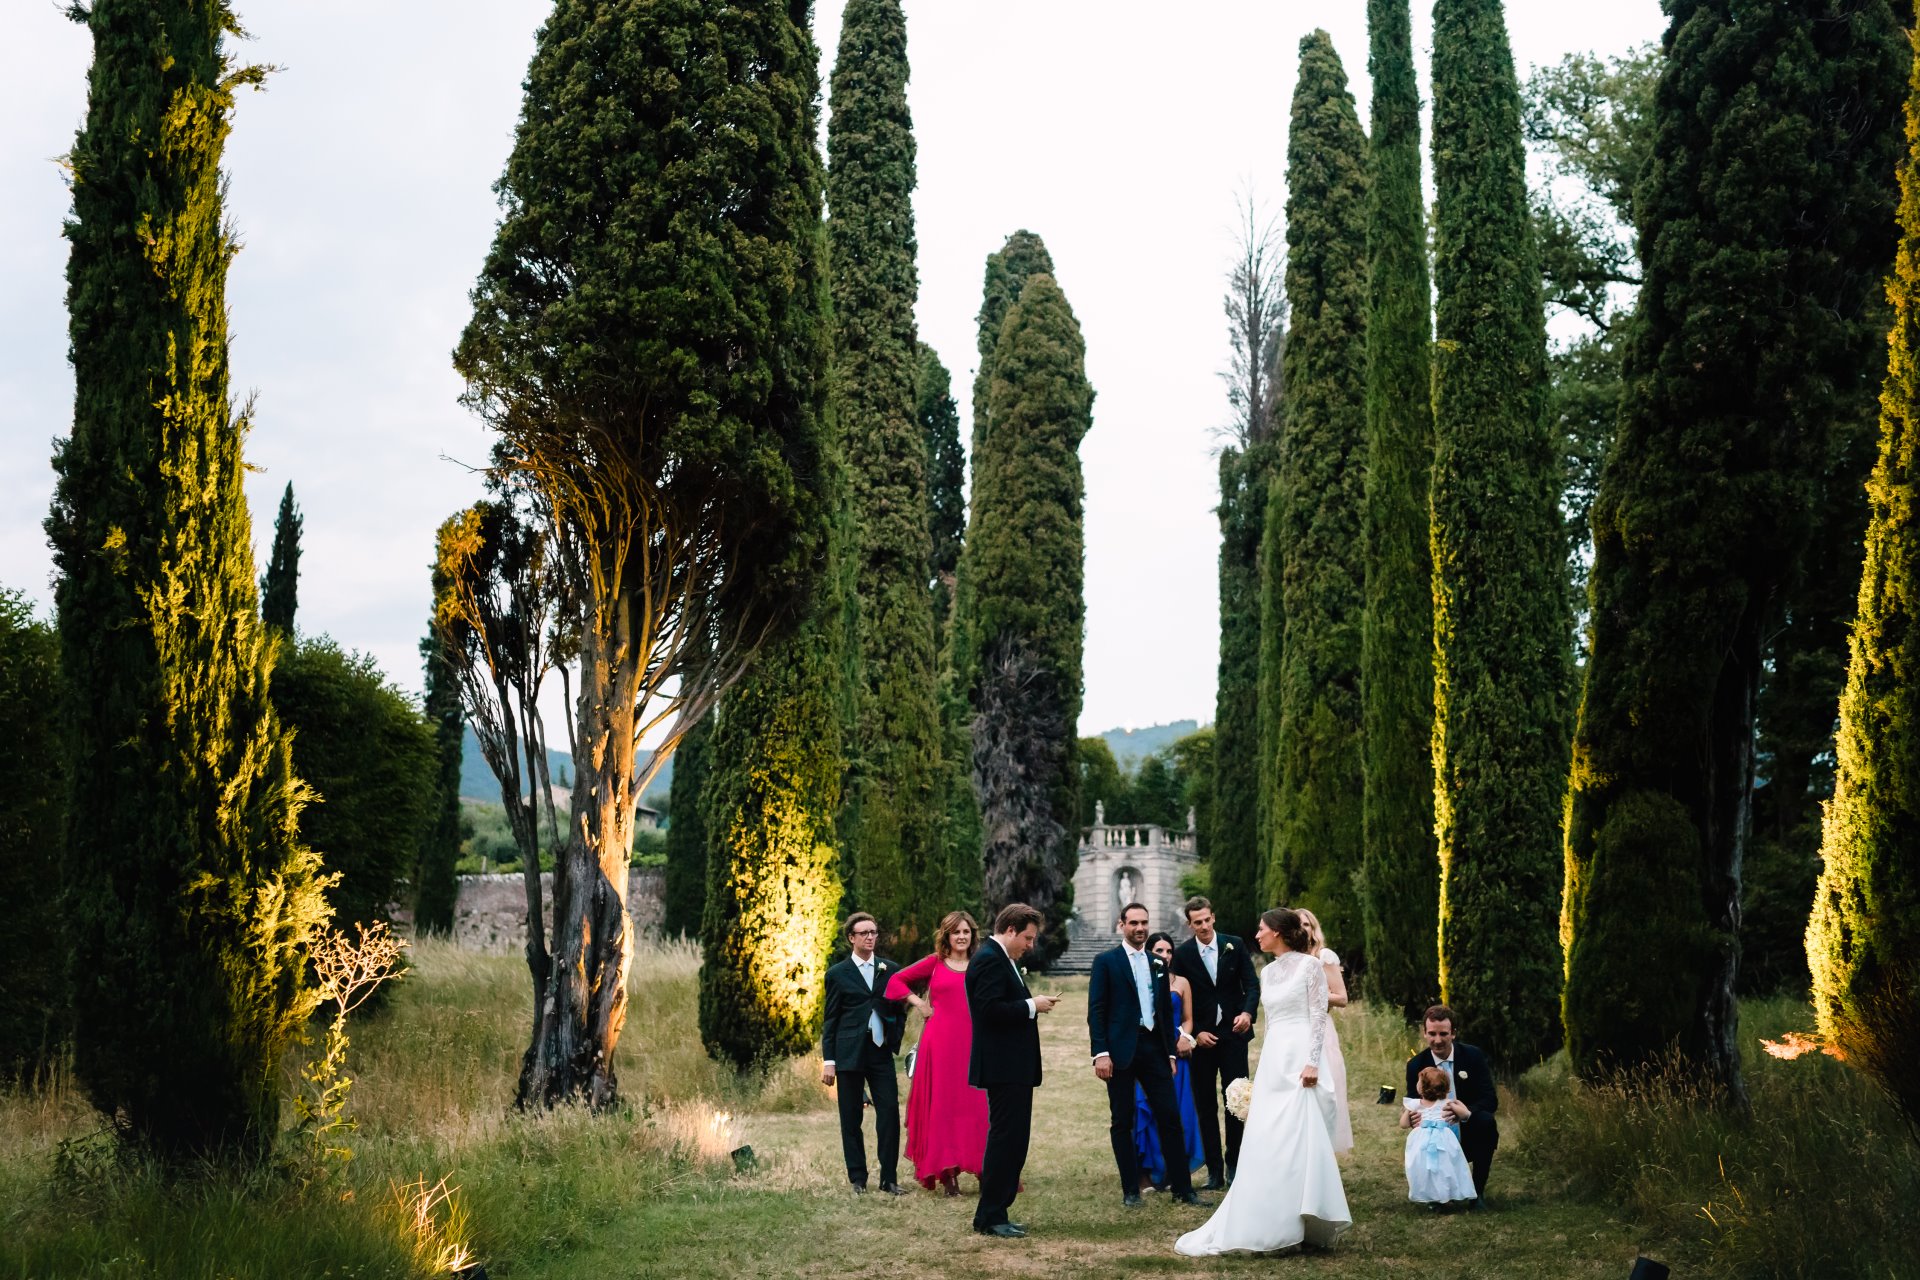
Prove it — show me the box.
[1051,927,1110,975]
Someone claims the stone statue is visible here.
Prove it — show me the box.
[1117,869,1137,913]
[1187,806,1197,833]
[1095,799,1106,827]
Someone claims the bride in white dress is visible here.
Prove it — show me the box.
[1174,908,1351,1255]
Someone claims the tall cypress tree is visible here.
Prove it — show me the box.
[0,591,68,1078]
[1361,0,1439,1021]
[1808,25,1920,1128]
[1428,0,1568,1072]
[1211,441,1272,941]
[1564,0,1903,1089]
[920,342,965,641]
[966,231,1056,469]
[827,0,943,955]
[959,273,1094,964]
[662,707,713,937]
[45,0,330,1159]
[260,481,300,635]
[414,535,464,937]
[1264,31,1370,956]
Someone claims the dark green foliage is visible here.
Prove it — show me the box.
[1564,0,1902,1088]
[1360,0,1438,1021]
[698,601,845,1068]
[45,0,331,1158]
[260,482,300,635]
[1809,27,1920,1129]
[413,545,464,936]
[1265,30,1370,958]
[1211,443,1272,941]
[0,592,68,1078]
[1079,736,1125,826]
[920,343,965,639]
[958,268,1093,965]
[275,639,437,933]
[1126,754,1184,830]
[827,0,943,957]
[662,707,713,937]
[1428,0,1570,1072]
[967,231,1056,462]
[1171,728,1215,860]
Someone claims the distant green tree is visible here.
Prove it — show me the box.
[260,481,301,635]
[1079,736,1126,827]
[1171,727,1215,859]
[454,0,833,1105]
[662,707,713,937]
[0,591,68,1078]
[1428,0,1570,1072]
[1360,0,1439,1021]
[413,532,465,936]
[958,271,1094,965]
[45,0,331,1159]
[1265,29,1370,958]
[1128,752,1184,831]
[827,0,943,958]
[276,639,438,934]
[1808,27,1920,1129]
[921,344,965,640]
[1563,0,1903,1091]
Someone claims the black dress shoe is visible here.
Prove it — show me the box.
[879,1181,911,1196]
[849,1182,868,1194]
[1122,1193,1145,1208]
[1171,1190,1211,1206]
[975,1222,1026,1238]
[1200,1176,1227,1192]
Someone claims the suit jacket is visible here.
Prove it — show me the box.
[967,938,1041,1088]
[1087,943,1179,1070]
[1171,932,1259,1039]
[1406,1043,1499,1155]
[821,953,905,1067]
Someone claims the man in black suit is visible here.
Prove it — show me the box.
[820,911,908,1194]
[1089,902,1208,1208]
[1170,895,1259,1189]
[967,902,1059,1238]
[1402,1003,1499,1205]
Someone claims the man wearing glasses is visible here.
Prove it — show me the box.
[822,912,908,1194]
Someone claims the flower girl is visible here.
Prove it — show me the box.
[1403,1067,1477,1206]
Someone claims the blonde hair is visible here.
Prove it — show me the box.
[1294,907,1327,955]
[934,910,980,960]
[1417,1066,1451,1102]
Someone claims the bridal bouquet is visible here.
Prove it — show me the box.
[1225,1077,1253,1121]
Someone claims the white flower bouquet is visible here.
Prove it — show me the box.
[1225,1077,1253,1121]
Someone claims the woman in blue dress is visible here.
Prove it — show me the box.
[1135,931,1206,1190]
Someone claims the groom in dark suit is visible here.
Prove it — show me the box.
[967,902,1059,1238]
[1171,895,1259,1188]
[1089,902,1207,1208]
[820,912,908,1194]
[1403,1003,1499,1204]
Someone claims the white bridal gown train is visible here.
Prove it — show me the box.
[1174,949,1351,1255]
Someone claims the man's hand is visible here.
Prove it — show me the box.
[1195,1031,1219,1050]
[1445,1099,1471,1122]
[1176,1033,1194,1059]
[821,1063,836,1087]
[1093,1055,1113,1081]
[1231,1013,1252,1035]
[1034,994,1059,1013]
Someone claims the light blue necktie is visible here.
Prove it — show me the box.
[859,960,883,1046]
[1130,949,1154,1030]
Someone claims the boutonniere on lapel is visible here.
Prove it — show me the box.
[1224,942,1235,952]
[877,962,889,974]
[1457,1070,1469,1080]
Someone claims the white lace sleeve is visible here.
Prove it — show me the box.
[1304,953,1329,1069]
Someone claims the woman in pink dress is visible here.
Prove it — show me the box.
[884,910,990,1194]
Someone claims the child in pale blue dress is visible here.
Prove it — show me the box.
[1404,1066,1477,1206]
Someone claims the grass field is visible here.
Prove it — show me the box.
[2,939,1915,1278]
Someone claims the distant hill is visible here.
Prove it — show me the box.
[459,724,673,805]
[1097,720,1204,769]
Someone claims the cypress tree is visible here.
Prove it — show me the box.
[45,0,330,1158]
[1264,30,1370,957]
[920,342,965,640]
[1564,0,1903,1088]
[260,481,300,635]
[967,231,1056,465]
[1808,26,1920,1127]
[662,706,713,937]
[0,591,68,1078]
[1210,441,1271,940]
[827,0,943,955]
[415,544,464,936]
[1361,0,1439,1021]
[959,272,1094,963]
[1428,0,1569,1071]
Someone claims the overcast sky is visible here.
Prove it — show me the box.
[1,0,1663,739]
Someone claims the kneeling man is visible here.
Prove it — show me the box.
[1402,1003,1498,1205]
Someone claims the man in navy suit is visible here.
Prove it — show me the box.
[1088,902,1208,1208]
[1401,1003,1499,1205]
[820,912,908,1194]
[967,902,1059,1237]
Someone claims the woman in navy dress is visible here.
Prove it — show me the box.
[1134,931,1205,1189]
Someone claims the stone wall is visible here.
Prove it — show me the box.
[446,868,666,952]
